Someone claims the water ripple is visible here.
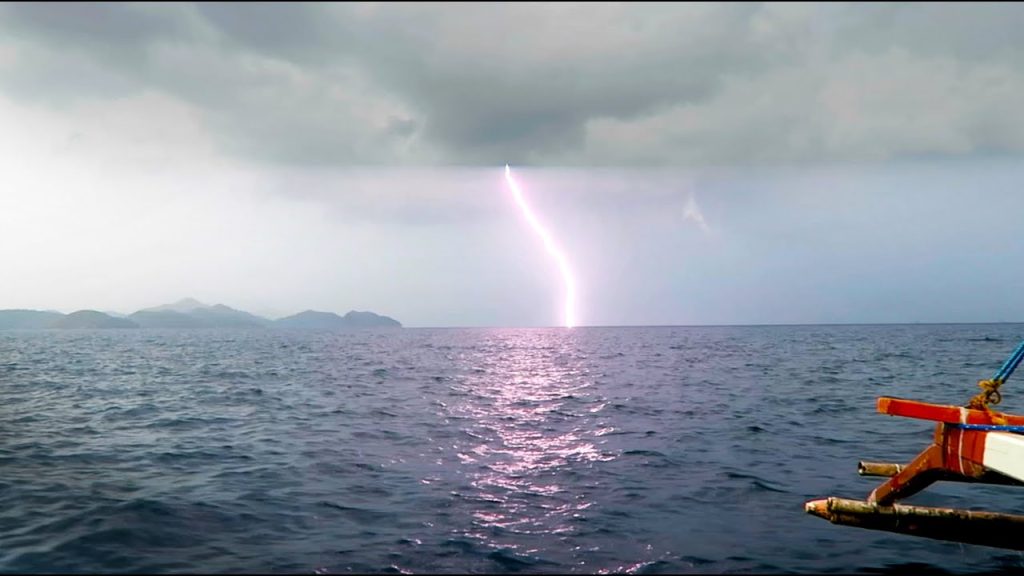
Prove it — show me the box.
[2,325,1023,572]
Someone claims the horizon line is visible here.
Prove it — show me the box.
[5,306,1024,330]
[405,320,1024,329]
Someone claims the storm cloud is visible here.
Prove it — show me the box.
[4,2,1024,168]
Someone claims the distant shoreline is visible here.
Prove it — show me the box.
[0,299,402,330]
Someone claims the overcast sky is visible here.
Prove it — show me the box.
[3,2,1024,327]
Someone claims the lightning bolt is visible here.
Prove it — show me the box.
[504,164,576,328]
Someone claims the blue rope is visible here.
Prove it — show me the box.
[952,423,1024,434]
[993,340,1024,383]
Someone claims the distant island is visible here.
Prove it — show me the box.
[275,310,402,329]
[52,310,139,329]
[0,298,402,330]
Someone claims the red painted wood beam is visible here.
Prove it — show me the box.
[867,420,992,505]
[877,397,1024,426]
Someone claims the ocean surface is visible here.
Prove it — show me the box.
[4,324,1024,574]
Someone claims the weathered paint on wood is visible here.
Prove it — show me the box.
[981,431,1024,483]
[877,397,1024,426]
[807,396,1024,549]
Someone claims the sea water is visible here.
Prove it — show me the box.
[3,324,1024,573]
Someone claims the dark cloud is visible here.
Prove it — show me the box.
[2,2,195,46]
[1,2,1023,167]
[827,3,1024,62]
[192,2,335,55]
[321,3,770,164]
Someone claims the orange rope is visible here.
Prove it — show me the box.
[967,378,1008,425]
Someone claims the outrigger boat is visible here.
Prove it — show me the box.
[805,340,1024,550]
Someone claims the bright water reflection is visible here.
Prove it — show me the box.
[446,330,615,552]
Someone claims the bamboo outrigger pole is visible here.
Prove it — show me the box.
[806,497,1024,551]
[805,339,1024,549]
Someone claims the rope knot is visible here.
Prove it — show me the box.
[968,378,1003,411]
